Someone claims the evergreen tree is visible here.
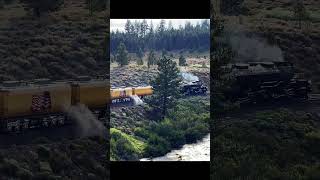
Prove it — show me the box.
[140,19,148,37]
[149,20,154,35]
[116,42,129,66]
[149,56,182,120]
[178,54,187,66]
[147,50,156,68]
[125,20,132,34]
[158,19,166,34]
[137,47,144,65]
[110,20,210,54]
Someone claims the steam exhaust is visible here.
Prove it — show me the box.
[130,95,144,105]
[180,72,199,83]
[67,104,107,138]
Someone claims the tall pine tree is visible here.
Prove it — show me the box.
[147,50,156,68]
[137,47,144,65]
[116,42,129,66]
[179,54,187,66]
[149,56,182,120]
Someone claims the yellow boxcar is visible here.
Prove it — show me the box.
[0,83,72,118]
[110,86,153,100]
[111,87,135,99]
[134,86,153,96]
[110,88,121,99]
[72,80,109,109]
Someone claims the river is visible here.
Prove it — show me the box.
[140,134,210,161]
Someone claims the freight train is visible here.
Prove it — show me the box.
[110,80,208,105]
[223,61,312,104]
[0,77,108,132]
[0,74,208,132]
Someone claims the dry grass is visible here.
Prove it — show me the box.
[0,0,107,81]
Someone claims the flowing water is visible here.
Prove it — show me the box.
[140,134,210,161]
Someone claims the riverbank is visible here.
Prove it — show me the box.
[110,96,210,161]
[140,134,210,161]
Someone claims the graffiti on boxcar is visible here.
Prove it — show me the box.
[31,91,52,113]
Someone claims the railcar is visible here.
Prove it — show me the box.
[0,77,108,132]
[110,86,153,104]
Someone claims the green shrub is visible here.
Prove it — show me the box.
[134,127,152,140]
[185,124,208,143]
[111,128,146,160]
[145,134,171,157]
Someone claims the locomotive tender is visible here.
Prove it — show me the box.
[223,61,312,104]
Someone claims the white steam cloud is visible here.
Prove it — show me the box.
[225,24,284,62]
[180,72,199,82]
[67,104,106,137]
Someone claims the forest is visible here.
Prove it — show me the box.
[110,19,210,54]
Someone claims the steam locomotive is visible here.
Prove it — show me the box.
[223,61,312,104]
[0,77,108,132]
[180,80,208,96]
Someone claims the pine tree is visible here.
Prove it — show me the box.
[116,42,129,66]
[149,56,182,120]
[125,20,132,34]
[137,47,144,65]
[158,19,166,34]
[110,20,210,54]
[147,50,156,68]
[178,54,187,66]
